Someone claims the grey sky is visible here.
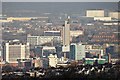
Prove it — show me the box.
[2,0,120,2]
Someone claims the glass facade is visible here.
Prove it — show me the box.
[70,44,85,60]
[70,45,75,60]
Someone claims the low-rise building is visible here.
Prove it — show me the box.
[85,44,104,57]
[48,54,58,68]
[44,31,61,36]
[109,12,120,19]
[7,17,31,21]
[27,35,61,47]
[94,17,111,21]
[84,58,106,65]
[70,30,84,37]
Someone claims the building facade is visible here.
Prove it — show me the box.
[109,12,120,19]
[94,17,111,21]
[86,9,104,17]
[48,54,58,68]
[44,31,61,36]
[27,36,40,46]
[62,16,70,52]
[34,46,56,58]
[3,42,30,63]
[70,43,85,60]
[70,30,84,37]
[27,36,61,46]
[85,44,104,58]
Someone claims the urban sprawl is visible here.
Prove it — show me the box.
[0,9,120,79]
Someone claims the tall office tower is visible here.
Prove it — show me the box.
[3,42,30,64]
[86,9,104,17]
[70,43,85,60]
[62,16,70,53]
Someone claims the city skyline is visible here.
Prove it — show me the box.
[0,2,120,79]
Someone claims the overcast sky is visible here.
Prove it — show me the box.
[1,0,120,2]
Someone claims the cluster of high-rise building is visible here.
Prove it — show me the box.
[0,9,119,69]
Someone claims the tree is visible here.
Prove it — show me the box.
[2,65,13,73]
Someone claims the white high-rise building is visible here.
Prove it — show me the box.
[3,42,30,63]
[62,16,70,52]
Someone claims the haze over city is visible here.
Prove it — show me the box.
[0,2,120,80]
